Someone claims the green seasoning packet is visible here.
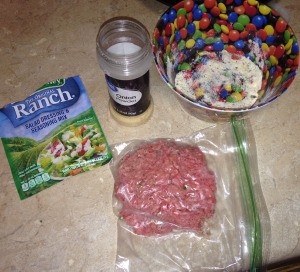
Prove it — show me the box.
[0,76,112,200]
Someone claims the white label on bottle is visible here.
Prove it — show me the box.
[108,84,142,106]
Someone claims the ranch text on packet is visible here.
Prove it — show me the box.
[0,76,112,200]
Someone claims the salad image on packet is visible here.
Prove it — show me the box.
[0,76,112,200]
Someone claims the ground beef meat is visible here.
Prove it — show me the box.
[114,140,216,236]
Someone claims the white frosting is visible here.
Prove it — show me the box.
[175,50,263,109]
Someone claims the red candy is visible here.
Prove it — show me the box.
[269,45,276,56]
[226,45,237,53]
[211,6,221,17]
[206,29,216,37]
[204,0,216,9]
[221,33,229,43]
[226,0,234,4]
[180,28,188,39]
[244,1,257,17]
[184,0,194,12]
[234,5,246,15]
[240,30,249,39]
[199,17,211,29]
[257,29,268,41]
[274,44,285,59]
[229,30,240,41]
[275,19,287,33]
[187,11,193,23]
[165,23,173,36]
[153,28,160,41]
[177,14,186,29]
[217,19,227,25]
[246,23,257,32]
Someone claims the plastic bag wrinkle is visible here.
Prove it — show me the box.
[110,120,270,271]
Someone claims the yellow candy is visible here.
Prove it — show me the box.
[202,32,207,39]
[270,55,278,66]
[262,43,269,52]
[170,23,175,34]
[259,5,271,15]
[274,75,282,87]
[223,83,232,91]
[193,21,200,30]
[218,3,226,13]
[195,87,205,98]
[286,46,292,55]
[169,34,174,44]
[221,25,229,34]
[166,44,171,54]
[231,92,243,102]
[264,25,274,36]
[186,39,195,49]
[258,89,265,99]
[284,38,293,50]
[265,70,270,80]
[248,0,258,5]
[174,18,178,29]
[219,14,228,20]
[285,68,291,73]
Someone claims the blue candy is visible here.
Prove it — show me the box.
[270,66,276,76]
[161,14,169,26]
[253,37,262,47]
[228,12,238,23]
[193,7,203,20]
[262,15,268,25]
[245,53,254,61]
[252,15,264,28]
[187,23,196,35]
[219,89,229,99]
[266,35,275,46]
[234,39,245,49]
[234,0,243,5]
[158,36,165,47]
[213,41,224,51]
[175,31,181,42]
[195,38,205,49]
[168,8,177,23]
[292,41,299,54]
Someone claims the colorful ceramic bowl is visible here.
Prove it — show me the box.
[152,0,299,121]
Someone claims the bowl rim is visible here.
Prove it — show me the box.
[152,2,299,114]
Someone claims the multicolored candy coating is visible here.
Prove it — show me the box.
[153,0,299,110]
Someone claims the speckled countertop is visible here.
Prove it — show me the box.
[0,0,299,271]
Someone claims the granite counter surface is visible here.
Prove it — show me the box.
[0,0,299,271]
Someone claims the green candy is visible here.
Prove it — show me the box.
[265,60,272,69]
[198,4,207,13]
[205,37,215,44]
[226,96,236,103]
[178,40,186,51]
[237,14,250,26]
[284,30,291,43]
[213,23,222,34]
[177,8,187,16]
[180,62,191,71]
[232,84,243,92]
[193,29,203,40]
[233,22,244,31]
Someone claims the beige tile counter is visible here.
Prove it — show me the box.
[0,0,299,271]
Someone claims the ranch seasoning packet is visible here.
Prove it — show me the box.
[0,76,112,200]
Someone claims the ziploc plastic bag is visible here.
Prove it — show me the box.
[0,76,112,200]
[109,118,270,271]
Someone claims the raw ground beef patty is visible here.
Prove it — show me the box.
[114,140,216,236]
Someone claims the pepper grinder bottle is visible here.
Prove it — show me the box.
[96,17,153,126]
